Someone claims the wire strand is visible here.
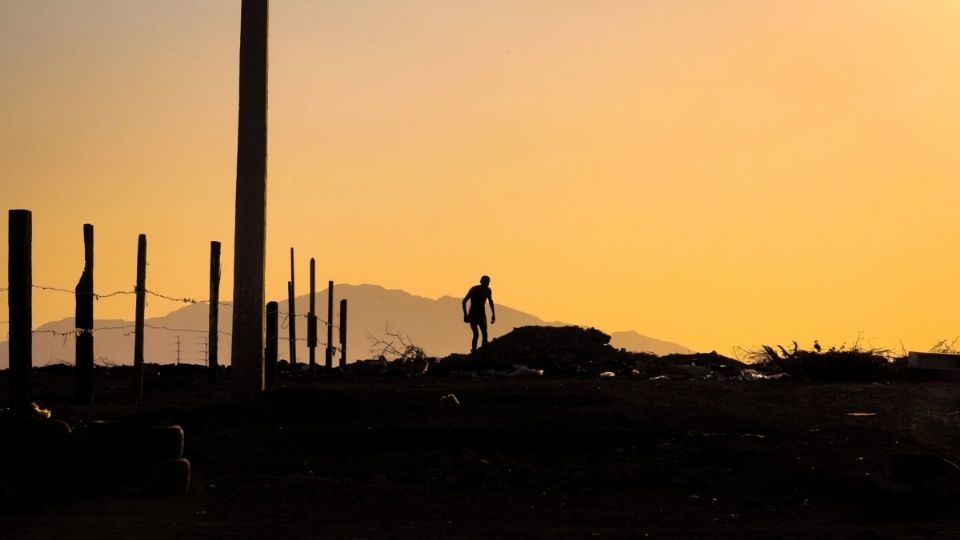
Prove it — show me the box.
[32,284,230,306]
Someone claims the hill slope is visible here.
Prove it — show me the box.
[0,284,690,367]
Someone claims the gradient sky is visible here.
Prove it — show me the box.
[3,1,960,357]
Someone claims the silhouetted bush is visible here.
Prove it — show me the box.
[750,343,900,382]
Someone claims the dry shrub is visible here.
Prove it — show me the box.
[747,340,900,382]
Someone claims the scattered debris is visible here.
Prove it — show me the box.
[345,356,432,377]
[30,403,52,419]
[440,394,461,407]
[740,369,788,381]
[351,326,914,382]
[508,365,544,378]
[846,412,878,417]
[907,351,960,370]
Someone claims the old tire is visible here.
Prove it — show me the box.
[97,458,191,495]
[130,458,191,495]
[0,418,72,463]
[79,420,184,461]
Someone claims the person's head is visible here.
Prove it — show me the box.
[480,275,491,286]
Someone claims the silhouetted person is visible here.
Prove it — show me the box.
[463,275,496,354]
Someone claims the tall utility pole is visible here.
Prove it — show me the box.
[230,0,269,398]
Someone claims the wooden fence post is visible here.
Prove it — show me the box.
[287,280,295,366]
[208,241,221,383]
[75,223,94,404]
[326,280,334,369]
[308,257,316,370]
[8,210,32,413]
[134,233,146,398]
[288,247,296,366]
[265,301,278,383]
[230,0,268,398]
[339,298,347,369]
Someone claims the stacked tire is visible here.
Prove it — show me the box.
[0,413,73,492]
[74,420,191,495]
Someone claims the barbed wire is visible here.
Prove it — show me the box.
[32,284,137,300]
[19,283,336,313]
[27,324,230,338]
[144,323,232,337]
[146,290,232,307]
[277,311,338,331]
[33,284,82,295]
[30,284,231,306]
[8,284,345,342]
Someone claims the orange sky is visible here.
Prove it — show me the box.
[3,1,960,356]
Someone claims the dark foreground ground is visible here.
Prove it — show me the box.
[2,365,960,539]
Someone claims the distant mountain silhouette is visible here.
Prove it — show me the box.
[608,331,691,355]
[0,284,691,368]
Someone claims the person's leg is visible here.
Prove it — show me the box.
[480,320,489,348]
[470,322,480,353]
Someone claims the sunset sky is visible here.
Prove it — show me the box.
[3,1,960,357]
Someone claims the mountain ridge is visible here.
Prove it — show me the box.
[0,283,691,368]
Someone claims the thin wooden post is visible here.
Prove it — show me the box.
[8,210,32,413]
[339,298,347,369]
[308,257,316,370]
[288,247,296,366]
[287,280,295,365]
[75,224,94,404]
[325,280,334,369]
[208,241,221,383]
[230,0,269,398]
[265,301,278,383]
[134,234,146,398]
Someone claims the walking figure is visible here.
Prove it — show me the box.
[462,275,496,354]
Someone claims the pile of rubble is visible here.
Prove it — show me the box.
[410,326,757,380]
[347,326,826,380]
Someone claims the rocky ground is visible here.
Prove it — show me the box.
[0,327,958,539]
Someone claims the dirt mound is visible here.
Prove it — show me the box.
[481,326,616,370]
[433,326,750,379]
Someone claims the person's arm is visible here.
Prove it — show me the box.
[488,291,496,324]
[462,292,470,320]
